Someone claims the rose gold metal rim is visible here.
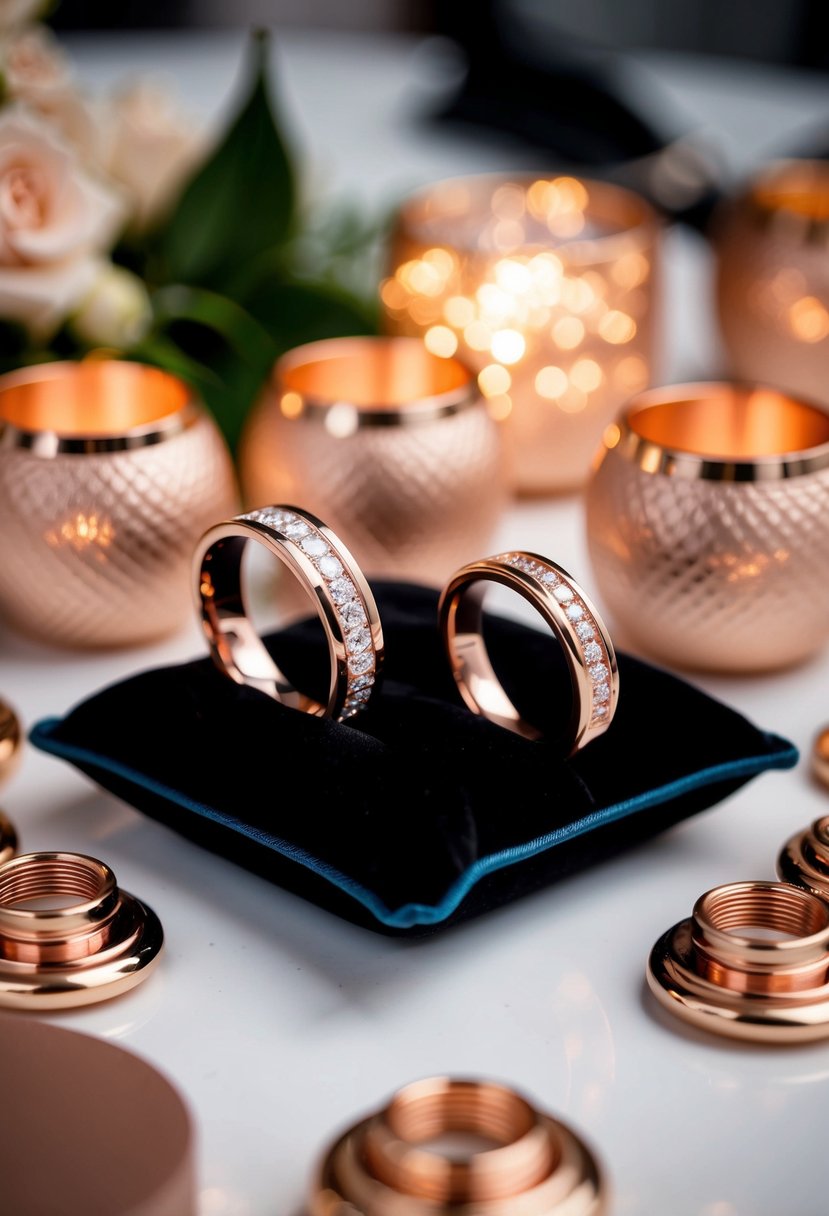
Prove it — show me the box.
[0,699,22,792]
[273,336,479,427]
[438,553,618,755]
[0,851,163,1010]
[0,360,200,456]
[647,880,829,1042]
[0,811,16,867]
[309,1076,607,1215]
[394,171,659,264]
[604,380,829,481]
[194,504,385,724]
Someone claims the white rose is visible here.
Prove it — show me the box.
[1,26,104,163]
[1,24,71,101]
[0,0,43,30]
[106,82,205,232]
[71,262,152,349]
[0,108,125,339]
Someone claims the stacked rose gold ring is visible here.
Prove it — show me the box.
[194,505,385,723]
[438,552,619,755]
[310,1076,607,1215]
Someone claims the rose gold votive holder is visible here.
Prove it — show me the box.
[239,337,506,586]
[383,173,661,494]
[715,159,829,405]
[0,360,237,647]
[310,1076,607,1215]
[586,382,829,672]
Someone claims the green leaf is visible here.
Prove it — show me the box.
[158,29,295,289]
[241,279,378,351]
[128,335,223,393]
[149,284,278,453]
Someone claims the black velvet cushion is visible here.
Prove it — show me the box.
[30,582,797,936]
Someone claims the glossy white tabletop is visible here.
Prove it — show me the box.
[3,30,829,1216]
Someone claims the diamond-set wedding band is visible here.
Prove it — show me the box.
[438,551,619,754]
[194,504,384,723]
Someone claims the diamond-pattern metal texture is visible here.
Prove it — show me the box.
[586,447,829,672]
[0,412,238,648]
[240,396,507,587]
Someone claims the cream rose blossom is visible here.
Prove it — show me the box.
[0,108,125,338]
[106,83,205,231]
[1,25,103,163]
[0,0,43,30]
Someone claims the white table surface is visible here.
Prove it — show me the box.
[4,29,829,1216]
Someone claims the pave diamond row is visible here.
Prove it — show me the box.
[240,507,378,720]
[505,553,613,726]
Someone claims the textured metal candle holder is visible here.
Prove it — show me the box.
[587,381,829,672]
[310,1076,607,1215]
[240,337,506,586]
[384,173,661,494]
[0,360,237,648]
[714,159,829,405]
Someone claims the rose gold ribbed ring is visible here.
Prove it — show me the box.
[438,553,618,754]
[0,851,163,1010]
[778,815,829,899]
[647,880,829,1042]
[195,505,384,723]
[310,1076,607,1215]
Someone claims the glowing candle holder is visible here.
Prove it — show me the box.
[714,159,829,406]
[0,361,237,648]
[383,173,661,494]
[587,382,829,673]
[239,337,506,586]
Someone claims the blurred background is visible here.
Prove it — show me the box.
[51,0,829,69]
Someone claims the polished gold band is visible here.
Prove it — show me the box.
[0,851,163,1010]
[195,505,384,723]
[438,553,618,754]
[647,880,829,1042]
[310,1076,606,1215]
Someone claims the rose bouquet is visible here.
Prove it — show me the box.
[0,1,379,449]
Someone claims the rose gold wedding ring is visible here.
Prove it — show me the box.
[195,505,384,722]
[647,880,829,1042]
[438,553,618,754]
[778,815,829,898]
[0,851,163,1010]
[310,1076,607,1215]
